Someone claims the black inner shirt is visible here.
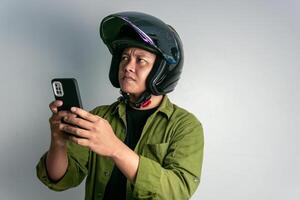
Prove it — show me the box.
[103,104,157,200]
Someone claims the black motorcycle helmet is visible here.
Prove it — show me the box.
[100,11,184,107]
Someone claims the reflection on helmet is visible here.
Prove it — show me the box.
[100,11,184,95]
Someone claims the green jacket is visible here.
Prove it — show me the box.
[36,95,204,200]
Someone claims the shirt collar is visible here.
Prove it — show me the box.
[111,95,173,119]
[156,95,173,119]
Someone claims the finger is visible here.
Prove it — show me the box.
[60,124,90,139]
[51,111,76,122]
[70,107,99,123]
[49,115,63,124]
[49,100,63,114]
[63,116,93,130]
[69,136,90,147]
[58,111,77,119]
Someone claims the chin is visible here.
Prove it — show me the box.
[121,87,135,94]
[121,87,143,96]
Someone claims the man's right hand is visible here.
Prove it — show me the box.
[46,100,75,181]
[48,100,77,147]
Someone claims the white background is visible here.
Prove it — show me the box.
[0,1,299,199]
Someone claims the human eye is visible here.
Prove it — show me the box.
[137,57,147,65]
[121,55,129,61]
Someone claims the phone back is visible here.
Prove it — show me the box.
[51,78,83,111]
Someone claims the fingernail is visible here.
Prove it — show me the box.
[71,107,76,112]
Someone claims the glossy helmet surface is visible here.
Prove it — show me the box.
[100,11,184,95]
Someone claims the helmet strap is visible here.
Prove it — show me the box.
[118,90,152,109]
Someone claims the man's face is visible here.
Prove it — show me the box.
[118,47,156,98]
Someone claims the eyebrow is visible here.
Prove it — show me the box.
[122,52,152,59]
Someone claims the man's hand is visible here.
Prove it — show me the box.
[49,100,77,147]
[47,100,77,181]
[60,107,140,182]
[60,107,122,157]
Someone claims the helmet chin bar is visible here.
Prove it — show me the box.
[118,90,152,109]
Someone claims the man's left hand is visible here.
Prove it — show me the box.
[61,107,122,157]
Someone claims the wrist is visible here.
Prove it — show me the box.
[110,139,127,161]
[51,133,68,147]
[50,138,67,151]
[109,140,140,182]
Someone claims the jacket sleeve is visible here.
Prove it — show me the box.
[132,114,204,200]
[36,142,89,191]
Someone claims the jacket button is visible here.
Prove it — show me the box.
[104,171,110,176]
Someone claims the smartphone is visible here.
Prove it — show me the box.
[51,78,83,111]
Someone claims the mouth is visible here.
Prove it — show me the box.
[122,75,136,81]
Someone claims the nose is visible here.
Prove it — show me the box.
[123,58,135,73]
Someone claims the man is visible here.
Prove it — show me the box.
[36,12,204,200]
